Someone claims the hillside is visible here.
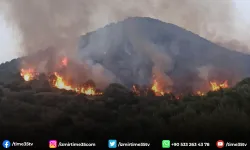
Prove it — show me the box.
[78,17,250,90]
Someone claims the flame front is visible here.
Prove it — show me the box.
[20,68,36,81]
[210,80,229,91]
[19,58,230,97]
[54,72,72,90]
[151,79,165,96]
[53,72,102,95]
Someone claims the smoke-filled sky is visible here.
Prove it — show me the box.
[0,0,250,63]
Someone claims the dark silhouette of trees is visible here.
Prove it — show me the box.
[0,78,250,140]
[0,88,3,97]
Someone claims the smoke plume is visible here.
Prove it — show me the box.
[1,0,249,55]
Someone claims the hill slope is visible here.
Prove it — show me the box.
[78,17,250,90]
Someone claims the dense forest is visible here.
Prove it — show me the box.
[0,69,250,144]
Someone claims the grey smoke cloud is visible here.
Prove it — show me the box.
[1,0,249,55]
[1,0,249,90]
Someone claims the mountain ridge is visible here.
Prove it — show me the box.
[81,17,246,54]
[77,17,250,90]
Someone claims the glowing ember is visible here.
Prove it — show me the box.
[53,72,102,95]
[20,68,36,81]
[196,91,205,96]
[151,79,165,96]
[210,80,229,91]
[61,57,68,66]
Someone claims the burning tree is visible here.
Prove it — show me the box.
[210,80,229,91]
[19,56,103,96]
[51,72,102,96]
[151,79,165,96]
[20,68,37,81]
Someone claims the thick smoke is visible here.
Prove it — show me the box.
[1,0,249,54]
[1,0,249,89]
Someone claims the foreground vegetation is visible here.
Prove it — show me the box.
[0,75,250,141]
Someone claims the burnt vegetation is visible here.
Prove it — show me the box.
[0,70,250,141]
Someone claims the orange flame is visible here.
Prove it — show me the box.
[54,72,72,90]
[53,72,102,95]
[20,68,36,81]
[151,79,165,96]
[210,80,229,91]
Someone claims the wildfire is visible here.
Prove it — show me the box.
[210,80,229,91]
[196,91,205,96]
[132,79,169,96]
[53,72,102,95]
[54,72,72,90]
[151,79,165,96]
[20,68,36,81]
[19,57,230,97]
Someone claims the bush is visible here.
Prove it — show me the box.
[104,83,133,100]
